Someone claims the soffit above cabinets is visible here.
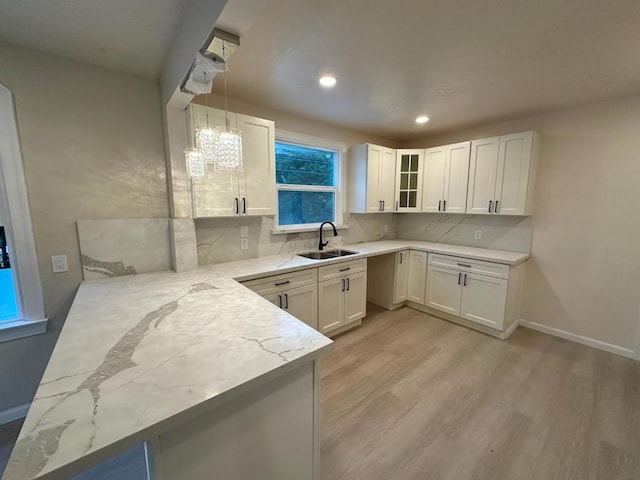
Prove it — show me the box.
[214,0,640,140]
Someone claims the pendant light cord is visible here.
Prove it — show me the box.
[223,40,230,131]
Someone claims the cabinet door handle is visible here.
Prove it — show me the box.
[488,200,493,213]
[382,200,385,211]
[242,197,247,214]
[399,252,403,264]
[234,197,239,214]
[443,200,446,211]
[284,293,289,309]
[458,272,462,285]
[378,200,381,211]
[438,200,441,211]
[494,200,499,214]
[278,294,282,308]
[274,280,290,286]
[457,263,471,268]
[463,274,468,286]
[339,267,351,272]
[341,278,345,292]
[346,278,350,291]
[395,200,399,211]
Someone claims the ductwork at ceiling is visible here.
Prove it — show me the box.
[182,28,240,95]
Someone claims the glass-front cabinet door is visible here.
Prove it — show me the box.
[394,149,424,212]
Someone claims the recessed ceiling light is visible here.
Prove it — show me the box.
[319,75,337,88]
[415,115,430,124]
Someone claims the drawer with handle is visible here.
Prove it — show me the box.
[241,268,318,296]
[318,258,367,282]
[428,253,509,279]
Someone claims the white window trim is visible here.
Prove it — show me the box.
[273,129,347,234]
[0,82,47,342]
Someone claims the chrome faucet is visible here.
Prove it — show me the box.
[318,221,338,251]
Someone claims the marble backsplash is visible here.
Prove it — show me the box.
[196,213,395,264]
[395,213,533,253]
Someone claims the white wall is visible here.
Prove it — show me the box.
[404,95,640,353]
[0,41,168,411]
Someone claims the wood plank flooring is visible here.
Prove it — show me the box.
[1,304,639,479]
[321,304,640,480]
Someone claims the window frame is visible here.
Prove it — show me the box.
[273,130,346,233]
[0,82,47,342]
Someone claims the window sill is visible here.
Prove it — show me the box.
[0,317,48,343]
[271,225,349,235]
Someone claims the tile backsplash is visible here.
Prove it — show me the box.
[395,213,533,253]
[196,213,395,264]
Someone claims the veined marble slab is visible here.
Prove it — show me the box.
[3,269,332,480]
[212,240,530,282]
[77,219,172,280]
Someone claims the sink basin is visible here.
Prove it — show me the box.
[297,249,358,260]
[297,251,337,260]
[325,249,357,257]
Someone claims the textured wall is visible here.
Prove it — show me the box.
[404,94,640,352]
[395,214,533,253]
[0,41,168,411]
[196,213,395,264]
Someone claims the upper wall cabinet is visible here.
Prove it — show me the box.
[187,104,276,218]
[466,131,539,216]
[395,149,424,212]
[348,144,396,213]
[422,141,471,214]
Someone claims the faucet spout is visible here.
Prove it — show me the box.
[318,221,338,251]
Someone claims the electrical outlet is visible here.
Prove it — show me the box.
[474,230,482,240]
[240,238,249,250]
[51,255,68,273]
[384,224,390,233]
[240,225,249,238]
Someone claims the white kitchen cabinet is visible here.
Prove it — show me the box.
[243,269,318,330]
[348,144,396,213]
[187,104,276,218]
[425,254,509,330]
[422,142,470,214]
[466,131,538,216]
[393,250,410,303]
[394,149,423,212]
[407,250,427,305]
[318,259,367,335]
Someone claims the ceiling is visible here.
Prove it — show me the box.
[0,0,189,78]
[215,0,640,140]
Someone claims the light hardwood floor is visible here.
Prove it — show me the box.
[1,304,639,479]
[321,304,640,480]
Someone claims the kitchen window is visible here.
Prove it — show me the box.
[275,131,345,231]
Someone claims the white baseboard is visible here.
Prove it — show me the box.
[0,402,29,426]
[519,319,637,360]
[502,319,521,339]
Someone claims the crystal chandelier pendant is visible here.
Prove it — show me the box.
[196,126,217,164]
[185,149,207,179]
[212,127,243,172]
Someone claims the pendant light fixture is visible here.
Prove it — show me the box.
[186,100,207,180]
[211,40,243,172]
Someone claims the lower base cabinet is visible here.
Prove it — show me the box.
[318,271,367,334]
[264,284,318,330]
[425,254,509,330]
[407,250,428,304]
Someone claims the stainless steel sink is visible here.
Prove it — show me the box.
[325,249,357,257]
[297,249,357,260]
[297,251,337,260]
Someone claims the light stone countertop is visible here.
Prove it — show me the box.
[4,240,528,480]
[211,240,530,282]
[3,269,332,480]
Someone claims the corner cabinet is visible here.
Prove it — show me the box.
[395,149,424,212]
[187,104,276,218]
[393,250,410,303]
[422,142,471,214]
[348,144,396,213]
[318,259,367,335]
[466,131,539,216]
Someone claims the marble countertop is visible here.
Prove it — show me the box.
[3,269,332,480]
[212,240,530,282]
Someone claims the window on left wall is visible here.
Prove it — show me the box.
[0,226,19,322]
